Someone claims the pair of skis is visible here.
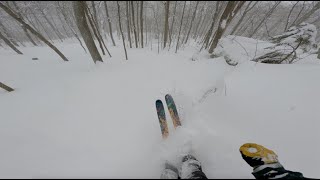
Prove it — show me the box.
[156,94,182,139]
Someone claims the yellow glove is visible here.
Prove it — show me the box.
[240,143,278,167]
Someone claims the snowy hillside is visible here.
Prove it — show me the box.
[1,37,320,178]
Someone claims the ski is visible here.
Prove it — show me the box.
[156,99,169,139]
[165,94,182,129]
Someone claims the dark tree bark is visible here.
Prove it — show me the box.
[73,1,102,63]
[91,1,100,31]
[86,3,112,58]
[163,1,170,48]
[57,2,87,53]
[140,1,144,48]
[202,1,221,50]
[0,82,14,92]
[117,1,128,60]
[131,1,138,48]
[209,1,246,54]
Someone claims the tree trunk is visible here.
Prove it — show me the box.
[284,1,299,32]
[11,1,38,46]
[168,1,177,48]
[248,1,280,38]
[230,1,258,35]
[85,5,106,56]
[0,82,14,92]
[163,1,170,48]
[208,1,245,54]
[126,1,132,48]
[290,1,306,27]
[0,20,19,47]
[203,1,221,49]
[73,1,102,63]
[175,1,187,53]
[294,2,320,26]
[140,1,144,48]
[184,1,199,44]
[30,8,55,44]
[0,31,23,54]
[91,1,100,31]
[85,3,112,57]
[0,2,69,61]
[117,1,128,60]
[131,1,138,48]
[39,9,64,42]
[104,1,116,46]
[57,2,87,53]
[192,1,206,40]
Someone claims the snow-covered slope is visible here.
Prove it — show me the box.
[0,38,319,178]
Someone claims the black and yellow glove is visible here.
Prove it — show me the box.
[239,143,279,168]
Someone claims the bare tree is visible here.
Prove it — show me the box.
[284,1,300,32]
[175,1,187,53]
[290,1,306,27]
[248,1,281,38]
[91,1,100,31]
[117,1,128,60]
[11,1,38,46]
[293,1,320,26]
[202,1,221,50]
[184,1,199,44]
[104,1,116,46]
[73,1,102,63]
[0,31,23,54]
[0,20,19,47]
[168,1,177,48]
[163,1,170,48]
[140,1,144,48]
[131,1,138,48]
[0,2,69,61]
[57,2,87,53]
[230,1,258,35]
[0,82,14,92]
[126,1,132,48]
[208,1,245,54]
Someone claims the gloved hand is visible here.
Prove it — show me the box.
[239,143,279,168]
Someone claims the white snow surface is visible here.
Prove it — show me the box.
[0,37,320,178]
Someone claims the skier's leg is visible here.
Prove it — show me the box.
[240,143,305,179]
[161,161,180,179]
[180,154,207,179]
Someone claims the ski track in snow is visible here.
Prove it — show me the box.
[0,38,320,178]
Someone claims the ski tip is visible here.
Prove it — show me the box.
[165,94,173,100]
[156,99,163,106]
